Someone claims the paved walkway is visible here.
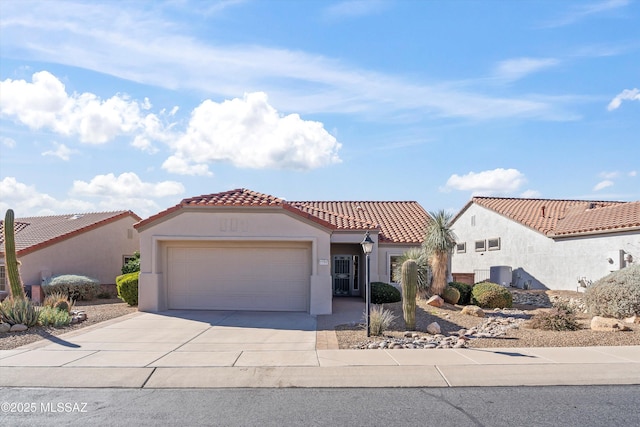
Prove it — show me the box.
[1,298,639,388]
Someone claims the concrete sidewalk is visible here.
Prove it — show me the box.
[1,300,639,388]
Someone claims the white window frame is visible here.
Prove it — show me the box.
[456,242,466,254]
[475,240,486,252]
[488,237,501,251]
[387,253,404,284]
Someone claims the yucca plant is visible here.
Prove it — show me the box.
[392,247,430,296]
[0,297,40,326]
[423,210,457,296]
[401,259,418,330]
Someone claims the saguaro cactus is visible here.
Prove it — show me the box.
[3,209,26,299]
[401,259,418,330]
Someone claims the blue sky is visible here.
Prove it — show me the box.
[1,0,639,219]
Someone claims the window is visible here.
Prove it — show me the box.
[488,238,501,251]
[0,266,5,291]
[389,255,402,283]
[123,255,137,266]
[475,240,486,252]
[456,242,466,253]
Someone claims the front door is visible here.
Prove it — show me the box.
[333,255,352,296]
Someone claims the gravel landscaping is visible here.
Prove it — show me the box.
[335,290,640,349]
[0,298,137,350]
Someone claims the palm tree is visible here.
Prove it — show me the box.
[392,247,430,297]
[423,210,457,296]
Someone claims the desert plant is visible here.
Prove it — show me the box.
[423,210,457,296]
[0,297,40,326]
[370,282,401,304]
[366,304,396,336]
[122,251,140,274]
[401,259,418,330]
[38,306,71,328]
[448,281,472,305]
[528,308,580,331]
[116,271,139,306]
[43,291,74,313]
[442,285,461,305]
[471,282,513,309]
[584,264,640,318]
[3,209,26,299]
[392,248,431,296]
[44,275,101,301]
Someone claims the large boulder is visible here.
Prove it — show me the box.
[590,316,630,332]
[426,295,444,308]
[461,305,485,317]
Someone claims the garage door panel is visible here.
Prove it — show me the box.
[167,244,310,311]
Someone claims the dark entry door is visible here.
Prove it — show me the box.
[333,255,352,296]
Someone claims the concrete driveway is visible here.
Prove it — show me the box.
[0,310,319,369]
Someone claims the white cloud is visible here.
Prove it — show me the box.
[71,172,184,198]
[629,171,638,177]
[543,0,630,27]
[42,142,76,161]
[163,92,342,175]
[494,58,559,81]
[520,189,542,198]
[0,177,94,217]
[599,171,620,179]
[593,180,614,191]
[442,168,527,195]
[0,71,175,148]
[607,88,640,111]
[1,136,16,148]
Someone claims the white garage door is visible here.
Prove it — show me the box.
[167,241,310,311]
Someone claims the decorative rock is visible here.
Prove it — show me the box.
[426,295,444,307]
[590,316,630,332]
[426,322,441,334]
[10,324,28,332]
[0,323,11,333]
[623,315,640,324]
[461,305,485,317]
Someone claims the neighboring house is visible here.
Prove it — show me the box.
[134,188,429,315]
[0,211,141,299]
[450,197,640,291]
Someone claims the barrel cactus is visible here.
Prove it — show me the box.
[3,209,26,299]
[401,259,418,330]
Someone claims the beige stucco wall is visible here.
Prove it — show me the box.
[137,207,333,314]
[377,245,420,285]
[11,216,139,288]
[451,203,640,290]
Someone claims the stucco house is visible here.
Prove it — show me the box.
[450,197,640,291]
[0,211,141,300]
[134,188,429,315]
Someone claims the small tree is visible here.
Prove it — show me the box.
[423,210,457,296]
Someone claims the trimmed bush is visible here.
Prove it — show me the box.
[442,286,461,305]
[370,282,401,304]
[44,275,101,301]
[584,264,640,318]
[365,304,396,336]
[528,308,580,331]
[471,282,513,309]
[122,251,140,274]
[116,271,139,306]
[448,281,473,305]
[38,306,71,328]
[0,297,40,326]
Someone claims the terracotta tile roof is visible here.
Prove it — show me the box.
[0,211,141,256]
[467,197,638,237]
[136,188,430,244]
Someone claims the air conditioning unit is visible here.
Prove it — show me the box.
[490,265,512,287]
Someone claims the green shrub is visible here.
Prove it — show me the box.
[0,297,40,326]
[365,304,396,336]
[584,264,640,318]
[442,286,461,305]
[370,282,401,304]
[448,281,473,305]
[528,308,580,331]
[116,271,139,306]
[471,282,513,309]
[122,251,140,274]
[38,306,71,328]
[44,275,101,301]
